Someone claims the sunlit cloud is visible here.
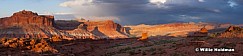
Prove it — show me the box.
[149,0,167,8]
[198,0,205,2]
[179,15,201,20]
[227,0,238,7]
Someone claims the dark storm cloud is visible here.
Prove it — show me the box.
[60,0,243,25]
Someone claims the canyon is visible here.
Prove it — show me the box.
[1,10,243,56]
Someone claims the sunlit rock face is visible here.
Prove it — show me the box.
[0,10,54,28]
[0,10,128,39]
[0,10,85,38]
[84,20,128,39]
[0,10,57,38]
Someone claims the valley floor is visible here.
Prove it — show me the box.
[1,36,243,56]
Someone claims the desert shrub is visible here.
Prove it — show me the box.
[172,42,177,44]
[146,48,156,52]
[171,45,176,48]
[171,53,186,56]
[128,50,136,55]
[209,33,220,38]
[154,40,175,45]
[103,52,117,56]
[158,48,163,51]
[106,44,123,49]
[142,51,146,55]
[216,40,223,43]
[151,52,157,55]
[227,43,236,47]
[119,47,132,52]
[222,42,236,48]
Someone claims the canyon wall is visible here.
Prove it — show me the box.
[0,10,128,39]
[84,20,127,39]
[0,10,54,28]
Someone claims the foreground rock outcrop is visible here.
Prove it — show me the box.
[0,38,58,53]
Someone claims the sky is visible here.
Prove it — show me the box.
[0,0,243,25]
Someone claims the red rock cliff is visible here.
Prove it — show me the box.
[0,10,127,39]
[84,20,127,39]
[0,10,54,28]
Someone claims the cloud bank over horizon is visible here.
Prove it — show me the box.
[1,0,243,25]
[57,0,243,25]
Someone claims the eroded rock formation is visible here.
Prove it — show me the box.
[84,20,128,39]
[0,10,59,38]
[219,26,243,38]
[138,32,148,41]
[188,27,208,37]
[0,38,58,53]
[0,10,54,28]
[0,10,128,39]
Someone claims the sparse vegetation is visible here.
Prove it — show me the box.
[142,51,146,55]
[119,47,132,53]
[151,52,157,55]
[209,33,220,38]
[216,40,223,43]
[154,40,175,45]
[128,50,136,55]
[171,53,186,56]
[146,48,156,52]
[106,44,123,49]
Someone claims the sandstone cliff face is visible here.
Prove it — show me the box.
[0,10,54,28]
[0,10,127,39]
[0,10,91,39]
[63,24,96,40]
[0,10,58,38]
[84,20,128,39]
